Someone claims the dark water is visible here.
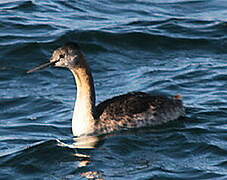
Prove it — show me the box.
[0,0,227,179]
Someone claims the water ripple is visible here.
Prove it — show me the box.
[0,0,226,179]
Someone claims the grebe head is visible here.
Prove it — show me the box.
[51,42,82,69]
[27,42,82,73]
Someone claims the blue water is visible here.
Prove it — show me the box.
[0,0,227,179]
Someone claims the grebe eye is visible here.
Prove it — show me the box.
[59,54,65,59]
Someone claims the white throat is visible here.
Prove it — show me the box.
[71,66,96,137]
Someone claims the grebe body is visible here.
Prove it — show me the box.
[27,43,185,137]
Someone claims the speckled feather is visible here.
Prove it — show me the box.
[94,92,185,134]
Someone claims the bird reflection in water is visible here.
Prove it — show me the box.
[57,135,105,179]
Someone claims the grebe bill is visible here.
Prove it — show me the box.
[27,42,185,137]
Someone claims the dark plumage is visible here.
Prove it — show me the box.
[94,92,185,134]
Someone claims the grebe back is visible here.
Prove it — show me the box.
[27,42,185,137]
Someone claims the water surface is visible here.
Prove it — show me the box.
[0,0,227,179]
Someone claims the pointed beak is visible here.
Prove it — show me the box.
[27,59,58,73]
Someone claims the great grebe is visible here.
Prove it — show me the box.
[27,42,185,137]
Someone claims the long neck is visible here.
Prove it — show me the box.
[70,61,96,137]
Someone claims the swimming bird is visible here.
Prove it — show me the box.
[27,42,185,137]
